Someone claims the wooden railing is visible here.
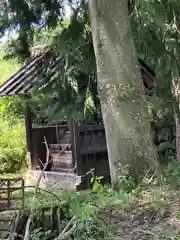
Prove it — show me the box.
[0,178,25,211]
[0,178,25,234]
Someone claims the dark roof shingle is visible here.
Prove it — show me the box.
[0,45,155,97]
[0,48,61,96]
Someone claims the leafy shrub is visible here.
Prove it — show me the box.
[87,168,105,193]
[0,48,26,173]
[0,96,24,122]
[165,157,180,187]
[0,118,26,173]
[116,166,139,192]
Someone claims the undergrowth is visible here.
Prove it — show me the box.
[165,158,180,188]
[0,118,26,173]
[23,166,180,240]
[0,50,26,173]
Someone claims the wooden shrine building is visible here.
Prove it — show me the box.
[0,46,155,188]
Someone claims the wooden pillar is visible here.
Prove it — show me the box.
[69,120,80,173]
[69,120,75,168]
[24,103,33,170]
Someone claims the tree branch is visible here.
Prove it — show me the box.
[54,216,76,240]
[24,136,50,240]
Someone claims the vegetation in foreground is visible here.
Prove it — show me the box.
[0,165,179,240]
[26,166,180,240]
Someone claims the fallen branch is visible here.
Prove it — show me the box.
[24,136,50,240]
[64,165,78,177]
[54,216,76,240]
[35,137,50,191]
[23,217,32,240]
[6,232,23,240]
[132,229,158,238]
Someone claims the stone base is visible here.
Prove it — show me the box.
[25,170,81,190]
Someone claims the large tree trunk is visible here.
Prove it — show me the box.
[174,111,180,160]
[88,0,159,184]
[172,78,180,160]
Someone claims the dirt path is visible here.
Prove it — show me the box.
[100,187,180,239]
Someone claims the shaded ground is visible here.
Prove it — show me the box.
[100,186,180,239]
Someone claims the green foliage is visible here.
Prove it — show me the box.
[22,172,180,239]
[0,96,24,123]
[0,50,20,83]
[131,1,180,164]
[32,14,99,122]
[132,0,180,103]
[87,168,104,193]
[0,2,101,123]
[2,0,179,127]
[72,217,110,240]
[0,49,24,120]
[33,22,63,46]
[165,157,180,187]
[0,49,26,173]
[0,0,65,60]
[176,210,180,219]
[29,229,44,240]
[115,166,139,193]
[0,118,26,173]
[24,183,132,239]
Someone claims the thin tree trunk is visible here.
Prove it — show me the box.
[88,0,159,184]
[77,72,88,112]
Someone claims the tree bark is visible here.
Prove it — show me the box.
[88,0,160,184]
[172,78,180,161]
[174,111,180,160]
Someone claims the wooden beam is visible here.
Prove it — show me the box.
[71,121,81,175]
[69,120,76,169]
[24,103,33,170]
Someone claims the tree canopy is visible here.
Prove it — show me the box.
[1,0,180,127]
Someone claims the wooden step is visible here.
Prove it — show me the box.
[50,168,73,173]
[50,144,72,151]
[51,151,73,170]
[51,162,73,169]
